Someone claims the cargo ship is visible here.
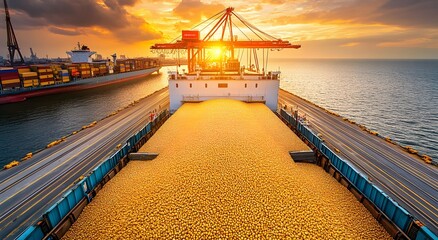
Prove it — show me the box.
[2,6,437,240]
[0,45,161,104]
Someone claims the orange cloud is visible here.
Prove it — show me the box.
[172,0,224,26]
[269,0,438,28]
[48,27,82,36]
[341,42,360,47]
[378,38,438,48]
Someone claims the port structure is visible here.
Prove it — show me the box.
[151,7,301,112]
[3,0,24,66]
[151,7,300,73]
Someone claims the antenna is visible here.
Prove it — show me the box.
[4,0,24,65]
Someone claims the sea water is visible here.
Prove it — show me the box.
[0,60,437,166]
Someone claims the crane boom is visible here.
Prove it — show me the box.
[151,40,301,50]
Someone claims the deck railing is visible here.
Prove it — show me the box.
[182,95,265,103]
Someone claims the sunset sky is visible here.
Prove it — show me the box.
[1,0,437,59]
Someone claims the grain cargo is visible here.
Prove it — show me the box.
[64,99,389,239]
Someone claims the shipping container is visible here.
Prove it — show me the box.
[59,70,70,83]
[19,72,39,87]
[51,65,62,81]
[16,66,31,74]
[182,30,200,41]
[30,65,55,86]
[0,69,21,89]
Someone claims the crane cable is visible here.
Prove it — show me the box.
[169,9,226,43]
[231,12,264,41]
[232,12,278,40]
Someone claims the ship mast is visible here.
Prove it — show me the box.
[3,0,24,66]
[151,7,300,73]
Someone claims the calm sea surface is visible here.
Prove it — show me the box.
[0,59,437,166]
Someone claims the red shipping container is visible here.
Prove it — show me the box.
[182,30,200,41]
[1,83,21,89]
[0,73,20,80]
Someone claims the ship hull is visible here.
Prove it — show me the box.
[0,67,160,104]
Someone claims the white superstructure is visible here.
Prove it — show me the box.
[66,44,96,63]
[168,70,281,112]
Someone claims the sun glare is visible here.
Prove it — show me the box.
[211,47,223,59]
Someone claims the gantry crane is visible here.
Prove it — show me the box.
[151,7,300,73]
[3,0,24,65]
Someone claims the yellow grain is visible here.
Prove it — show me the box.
[63,99,390,239]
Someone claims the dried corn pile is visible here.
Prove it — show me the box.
[64,99,389,239]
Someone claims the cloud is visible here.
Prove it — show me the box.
[377,36,438,48]
[10,0,122,28]
[341,42,360,47]
[270,0,438,28]
[284,35,438,59]
[8,0,162,42]
[173,0,225,26]
[48,27,81,36]
[259,0,287,4]
[321,30,438,49]
[112,17,163,43]
[115,0,141,6]
[259,0,438,53]
[374,0,438,28]
[0,9,47,29]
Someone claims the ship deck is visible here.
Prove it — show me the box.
[63,99,389,239]
[170,69,277,80]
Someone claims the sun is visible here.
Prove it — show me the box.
[211,47,223,59]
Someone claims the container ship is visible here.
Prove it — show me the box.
[0,45,160,104]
